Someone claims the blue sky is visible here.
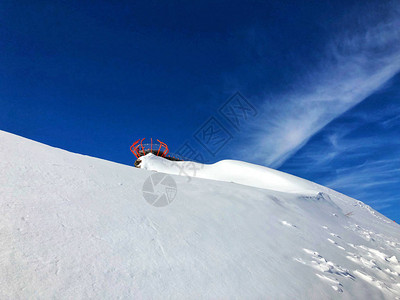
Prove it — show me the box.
[1,1,399,220]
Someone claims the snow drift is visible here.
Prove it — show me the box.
[137,153,319,195]
[1,130,399,299]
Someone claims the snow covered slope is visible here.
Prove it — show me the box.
[138,153,319,194]
[1,130,399,299]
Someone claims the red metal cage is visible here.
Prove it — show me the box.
[130,138,170,159]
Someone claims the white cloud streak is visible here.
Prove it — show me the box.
[324,157,400,212]
[279,109,400,213]
[246,3,400,168]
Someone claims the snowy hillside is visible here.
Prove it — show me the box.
[1,130,399,299]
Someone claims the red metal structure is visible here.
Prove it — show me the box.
[130,138,170,159]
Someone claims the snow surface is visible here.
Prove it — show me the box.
[138,153,319,195]
[1,130,400,299]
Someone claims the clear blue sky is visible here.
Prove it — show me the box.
[1,1,399,220]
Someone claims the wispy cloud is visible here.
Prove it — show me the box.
[328,159,400,190]
[280,106,400,215]
[325,158,400,212]
[245,2,400,168]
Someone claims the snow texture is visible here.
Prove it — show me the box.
[1,130,399,299]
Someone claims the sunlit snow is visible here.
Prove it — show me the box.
[1,131,399,299]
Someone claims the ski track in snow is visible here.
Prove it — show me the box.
[294,214,400,298]
[294,254,347,293]
[316,273,344,293]
[327,238,346,251]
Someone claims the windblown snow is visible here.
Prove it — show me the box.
[1,130,399,299]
